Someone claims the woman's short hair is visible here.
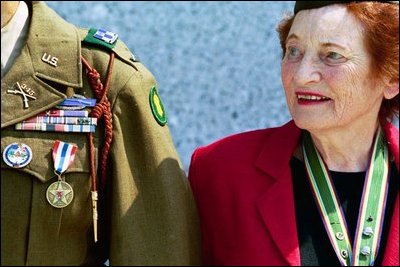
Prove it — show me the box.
[277,2,399,123]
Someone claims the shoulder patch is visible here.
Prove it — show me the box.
[83,28,118,51]
[149,86,167,126]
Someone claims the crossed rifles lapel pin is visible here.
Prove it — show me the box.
[7,82,37,108]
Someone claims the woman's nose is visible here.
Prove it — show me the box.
[293,55,322,85]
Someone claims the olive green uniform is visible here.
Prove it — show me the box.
[1,1,200,266]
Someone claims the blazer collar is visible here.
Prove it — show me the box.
[1,1,82,128]
[383,121,399,171]
[255,120,302,266]
[255,120,301,180]
[256,120,399,176]
[255,120,399,266]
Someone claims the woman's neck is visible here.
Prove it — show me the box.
[309,120,380,172]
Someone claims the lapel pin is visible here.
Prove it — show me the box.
[93,29,118,44]
[7,82,37,108]
[2,142,33,168]
[41,52,59,67]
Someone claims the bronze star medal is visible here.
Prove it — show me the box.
[47,140,77,208]
[46,180,74,208]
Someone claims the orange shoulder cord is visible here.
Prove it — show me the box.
[81,53,115,242]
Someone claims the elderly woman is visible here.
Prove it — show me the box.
[188,1,398,266]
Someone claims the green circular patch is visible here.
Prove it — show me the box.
[149,86,167,126]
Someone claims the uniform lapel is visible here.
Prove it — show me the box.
[1,45,66,128]
[1,1,82,128]
[255,120,302,266]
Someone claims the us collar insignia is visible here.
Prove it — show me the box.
[149,86,167,126]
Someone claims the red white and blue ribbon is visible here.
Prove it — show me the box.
[52,140,77,175]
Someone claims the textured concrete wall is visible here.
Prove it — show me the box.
[47,1,296,170]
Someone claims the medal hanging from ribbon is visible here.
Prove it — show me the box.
[46,140,77,208]
[302,127,390,266]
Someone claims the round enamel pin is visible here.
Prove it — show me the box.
[46,180,74,208]
[2,142,33,168]
[149,86,167,126]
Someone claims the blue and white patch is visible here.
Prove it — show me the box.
[93,29,118,44]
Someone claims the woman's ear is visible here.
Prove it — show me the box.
[383,80,399,100]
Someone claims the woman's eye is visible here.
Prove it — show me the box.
[287,46,301,59]
[324,51,347,64]
[327,51,344,60]
[289,47,298,56]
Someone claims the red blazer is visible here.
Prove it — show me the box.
[189,120,399,266]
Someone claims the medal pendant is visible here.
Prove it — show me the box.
[46,180,74,208]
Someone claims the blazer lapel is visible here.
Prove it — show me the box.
[254,121,399,265]
[381,123,399,266]
[255,121,302,266]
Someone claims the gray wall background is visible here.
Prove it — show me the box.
[47,1,296,171]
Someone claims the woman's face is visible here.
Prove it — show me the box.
[281,5,386,132]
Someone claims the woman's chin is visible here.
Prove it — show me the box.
[291,116,329,132]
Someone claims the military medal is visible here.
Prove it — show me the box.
[46,180,74,208]
[302,128,390,266]
[46,140,77,208]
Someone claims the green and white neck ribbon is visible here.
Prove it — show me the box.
[302,127,390,266]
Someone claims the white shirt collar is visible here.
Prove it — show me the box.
[1,1,29,78]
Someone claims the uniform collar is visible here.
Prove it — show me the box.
[1,1,83,128]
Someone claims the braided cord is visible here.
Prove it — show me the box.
[81,53,115,192]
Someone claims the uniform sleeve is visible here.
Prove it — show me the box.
[107,62,201,265]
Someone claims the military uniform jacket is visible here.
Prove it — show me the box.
[1,2,200,266]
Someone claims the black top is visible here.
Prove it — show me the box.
[291,156,398,266]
